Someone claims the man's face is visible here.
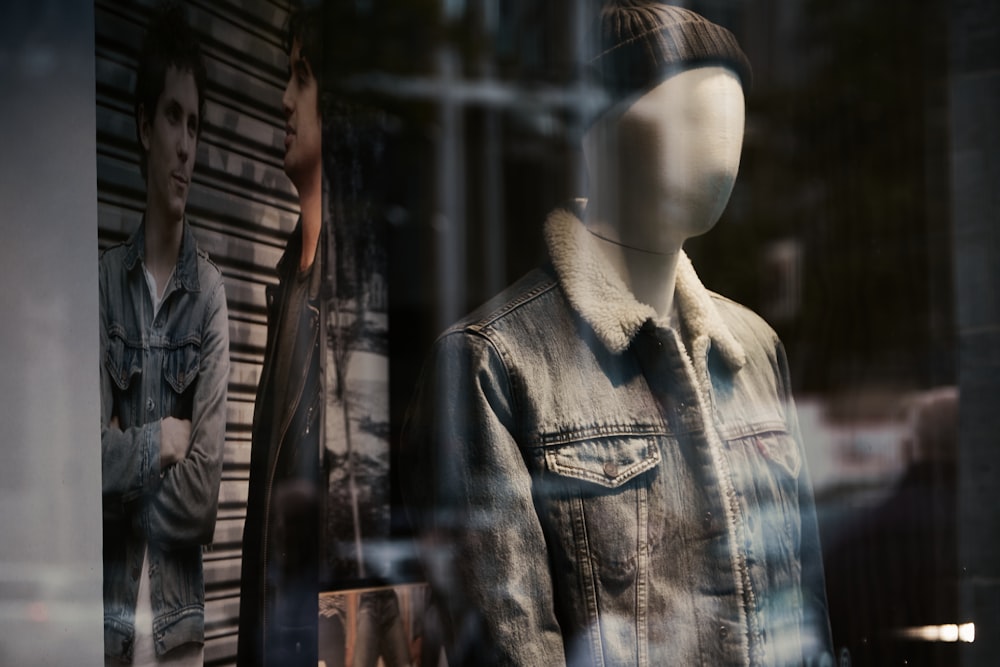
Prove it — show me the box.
[140,66,199,225]
[282,38,321,189]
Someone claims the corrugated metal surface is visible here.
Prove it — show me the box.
[95,1,295,664]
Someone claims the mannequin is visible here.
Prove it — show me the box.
[583,66,745,316]
[402,4,834,666]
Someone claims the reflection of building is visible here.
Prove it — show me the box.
[760,238,802,323]
[822,388,959,667]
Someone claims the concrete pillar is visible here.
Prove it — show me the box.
[949,1,1000,665]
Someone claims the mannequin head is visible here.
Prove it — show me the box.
[582,2,751,256]
[583,65,745,254]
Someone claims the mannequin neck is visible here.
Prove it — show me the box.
[587,225,681,318]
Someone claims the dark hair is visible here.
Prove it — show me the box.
[134,2,208,180]
[285,4,323,114]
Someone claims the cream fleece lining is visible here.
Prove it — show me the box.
[544,206,747,369]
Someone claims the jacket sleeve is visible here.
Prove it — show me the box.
[776,340,835,665]
[142,278,230,547]
[401,331,567,667]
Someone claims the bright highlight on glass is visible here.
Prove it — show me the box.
[897,623,975,643]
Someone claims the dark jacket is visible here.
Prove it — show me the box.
[100,221,229,662]
[402,208,834,666]
[238,221,324,667]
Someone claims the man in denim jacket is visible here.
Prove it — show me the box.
[100,6,229,665]
[402,3,833,665]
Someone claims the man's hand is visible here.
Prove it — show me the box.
[160,417,193,468]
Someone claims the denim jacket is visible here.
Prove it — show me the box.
[100,221,229,662]
[402,208,833,666]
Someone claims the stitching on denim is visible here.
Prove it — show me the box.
[534,423,669,447]
[570,491,606,666]
[470,275,558,332]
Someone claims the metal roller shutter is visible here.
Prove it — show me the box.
[95,1,296,664]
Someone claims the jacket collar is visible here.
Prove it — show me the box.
[123,218,201,293]
[275,217,324,300]
[276,217,305,279]
[544,205,746,369]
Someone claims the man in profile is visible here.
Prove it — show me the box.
[238,4,325,666]
[100,4,229,665]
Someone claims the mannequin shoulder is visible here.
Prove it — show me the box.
[707,290,783,348]
[443,267,563,337]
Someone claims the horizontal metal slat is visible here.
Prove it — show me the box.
[219,477,249,509]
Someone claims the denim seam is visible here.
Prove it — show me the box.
[543,439,661,489]
[571,491,605,667]
[464,330,523,433]
[533,423,669,446]
[467,277,558,332]
[716,422,790,440]
[636,480,649,667]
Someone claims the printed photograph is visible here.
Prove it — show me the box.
[319,584,444,667]
[321,94,391,586]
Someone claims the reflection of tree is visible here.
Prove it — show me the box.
[324,96,388,580]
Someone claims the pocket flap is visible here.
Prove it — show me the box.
[544,435,661,489]
[105,334,141,391]
[752,431,802,478]
[163,343,200,394]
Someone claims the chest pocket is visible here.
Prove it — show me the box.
[544,434,661,489]
[725,429,804,558]
[163,340,201,418]
[104,328,144,427]
[105,331,142,391]
[749,430,801,478]
[540,434,662,592]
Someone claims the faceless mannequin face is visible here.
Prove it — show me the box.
[583,66,745,254]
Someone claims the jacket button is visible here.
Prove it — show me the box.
[719,625,729,638]
[703,511,713,529]
[603,461,618,479]
[146,398,154,412]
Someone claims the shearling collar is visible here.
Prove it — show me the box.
[544,206,747,370]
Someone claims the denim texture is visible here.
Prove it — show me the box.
[100,221,229,662]
[402,208,833,666]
